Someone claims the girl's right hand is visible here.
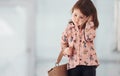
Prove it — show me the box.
[63,47,73,56]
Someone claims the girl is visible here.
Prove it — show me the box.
[61,0,99,76]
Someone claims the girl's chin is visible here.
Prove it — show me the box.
[75,24,83,28]
[74,23,78,26]
[75,24,80,26]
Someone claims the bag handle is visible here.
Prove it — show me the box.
[55,50,64,65]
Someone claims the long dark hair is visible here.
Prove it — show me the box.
[71,0,99,29]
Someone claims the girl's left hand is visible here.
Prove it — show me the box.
[86,21,94,30]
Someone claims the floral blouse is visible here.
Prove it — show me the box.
[61,21,99,70]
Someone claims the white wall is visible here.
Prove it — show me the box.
[36,0,76,59]
[0,1,36,76]
[115,0,120,51]
[95,0,120,60]
[0,5,27,76]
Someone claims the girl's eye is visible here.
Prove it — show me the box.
[74,14,77,17]
[80,16,83,19]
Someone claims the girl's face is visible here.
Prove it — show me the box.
[72,8,88,27]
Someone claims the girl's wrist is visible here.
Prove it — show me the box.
[63,47,73,56]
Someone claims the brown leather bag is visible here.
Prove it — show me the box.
[48,51,68,76]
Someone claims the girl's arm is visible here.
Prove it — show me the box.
[85,21,96,42]
[61,24,73,56]
[61,30,68,52]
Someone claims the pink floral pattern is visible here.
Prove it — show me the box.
[61,21,99,69]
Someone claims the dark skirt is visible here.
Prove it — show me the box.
[67,65,97,76]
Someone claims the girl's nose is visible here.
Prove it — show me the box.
[76,18,79,22]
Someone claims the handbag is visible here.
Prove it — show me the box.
[48,51,68,76]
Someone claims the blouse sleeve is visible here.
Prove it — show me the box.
[61,26,69,53]
[85,22,96,42]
